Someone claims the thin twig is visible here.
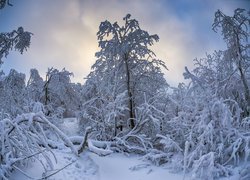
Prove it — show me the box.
[21,149,47,161]
[10,148,47,167]
[38,159,77,180]
[13,159,77,180]
[13,165,36,180]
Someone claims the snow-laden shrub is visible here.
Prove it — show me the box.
[184,98,250,177]
[133,96,164,138]
[0,112,77,179]
[79,91,128,140]
[143,149,170,166]
[191,152,215,180]
[164,88,250,179]
[114,129,153,154]
[98,95,165,154]
[143,134,183,166]
[79,93,165,154]
[32,101,45,113]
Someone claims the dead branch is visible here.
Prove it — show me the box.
[77,126,91,154]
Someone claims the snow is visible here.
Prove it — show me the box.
[10,149,247,180]
[89,152,183,180]
[9,149,98,180]
[8,118,249,180]
[59,118,80,136]
[10,149,184,180]
[9,116,183,180]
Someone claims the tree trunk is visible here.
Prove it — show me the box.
[78,127,91,154]
[124,53,135,129]
[44,74,49,106]
[235,33,250,116]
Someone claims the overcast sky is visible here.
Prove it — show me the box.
[0,0,249,86]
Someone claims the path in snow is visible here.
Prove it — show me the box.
[10,149,184,180]
[10,118,241,180]
[89,152,183,180]
[60,118,183,180]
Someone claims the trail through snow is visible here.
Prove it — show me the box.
[89,152,183,180]
[10,118,184,180]
[10,149,184,180]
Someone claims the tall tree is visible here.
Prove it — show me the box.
[87,14,167,129]
[26,68,44,103]
[213,8,250,116]
[0,69,26,117]
[43,68,79,117]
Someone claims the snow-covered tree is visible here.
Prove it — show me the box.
[26,68,44,104]
[0,69,26,117]
[142,8,250,179]
[84,14,167,132]
[213,8,250,116]
[0,27,32,66]
[43,68,80,118]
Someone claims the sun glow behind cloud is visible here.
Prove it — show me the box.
[0,0,249,86]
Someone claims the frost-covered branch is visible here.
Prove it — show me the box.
[0,112,77,179]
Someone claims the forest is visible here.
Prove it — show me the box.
[0,1,250,180]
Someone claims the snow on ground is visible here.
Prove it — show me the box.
[89,152,183,180]
[10,149,184,180]
[10,148,98,180]
[8,118,246,180]
[10,117,183,180]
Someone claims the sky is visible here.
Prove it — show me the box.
[0,0,249,86]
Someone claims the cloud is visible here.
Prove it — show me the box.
[1,0,249,86]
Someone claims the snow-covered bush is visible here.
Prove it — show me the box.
[79,90,128,140]
[0,112,77,179]
[43,68,81,118]
[0,69,26,117]
[170,74,250,179]
[112,94,167,154]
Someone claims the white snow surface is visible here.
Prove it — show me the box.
[8,118,244,180]
[10,118,184,180]
[10,149,184,180]
[10,149,243,180]
[89,152,183,180]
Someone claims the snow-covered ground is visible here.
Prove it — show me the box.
[9,118,245,180]
[10,149,184,180]
[10,118,184,180]
[89,152,183,180]
[10,149,96,180]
